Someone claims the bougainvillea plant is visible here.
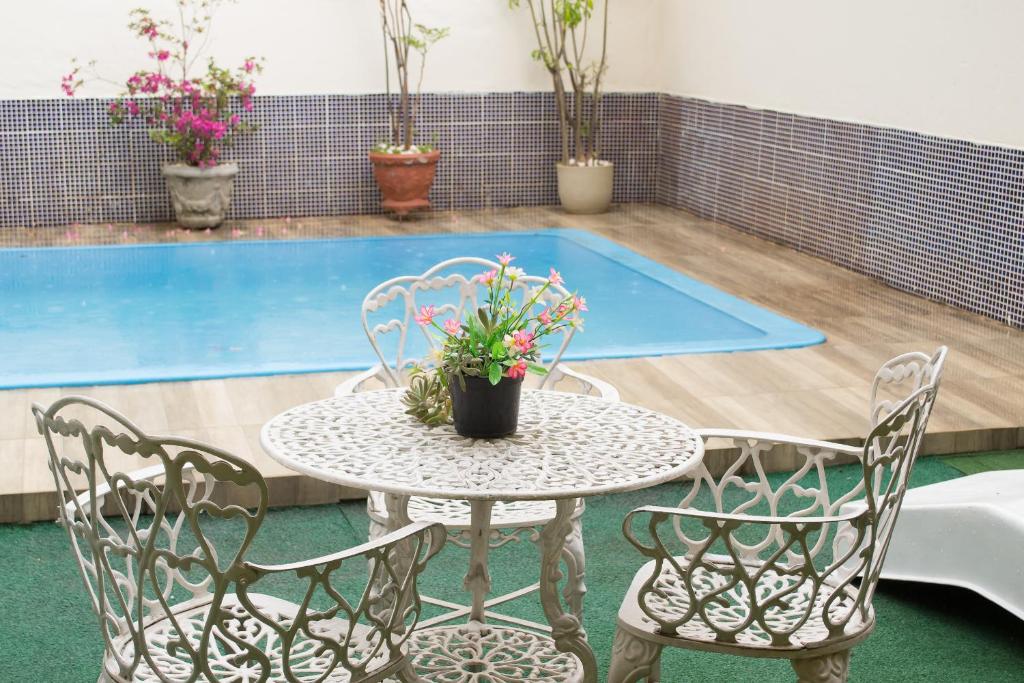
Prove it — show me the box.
[62,1,262,168]
[402,254,587,425]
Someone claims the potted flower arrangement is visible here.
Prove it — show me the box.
[402,254,587,438]
[62,1,262,229]
[508,0,613,214]
[371,0,449,216]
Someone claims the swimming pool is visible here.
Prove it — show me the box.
[0,229,823,388]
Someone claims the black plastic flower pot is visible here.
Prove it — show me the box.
[447,373,524,439]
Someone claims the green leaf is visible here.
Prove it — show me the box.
[488,363,502,385]
[491,340,506,360]
[527,363,548,376]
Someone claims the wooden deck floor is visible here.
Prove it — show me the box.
[3,204,1022,522]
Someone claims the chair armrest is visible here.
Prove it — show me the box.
[627,504,867,531]
[335,365,391,397]
[697,428,862,458]
[545,363,620,400]
[242,522,445,576]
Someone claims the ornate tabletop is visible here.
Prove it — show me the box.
[260,388,704,501]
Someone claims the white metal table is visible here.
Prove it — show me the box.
[261,388,704,682]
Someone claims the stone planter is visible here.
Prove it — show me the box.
[369,150,441,216]
[161,162,238,229]
[556,162,614,214]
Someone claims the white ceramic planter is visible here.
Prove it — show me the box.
[556,162,614,214]
[161,162,239,229]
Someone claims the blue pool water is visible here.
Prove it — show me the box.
[0,229,823,388]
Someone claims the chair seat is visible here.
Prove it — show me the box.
[617,557,874,655]
[368,491,583,529]
[104,593,394,682]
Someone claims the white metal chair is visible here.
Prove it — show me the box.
[34,396,446,683]
[336,256,619,621]
[608,348,947,682]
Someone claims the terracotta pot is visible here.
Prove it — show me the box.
[556,162,614,214]
[161,162,238,229]
[447,373,524,439]
[369,149,441,216]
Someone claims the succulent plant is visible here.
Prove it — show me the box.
[401,366,451,427]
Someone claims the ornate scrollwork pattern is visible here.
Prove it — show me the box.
[263,389,702,499]
[405,625,581,682]
[868,348,946,427]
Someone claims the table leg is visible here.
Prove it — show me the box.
[539,497,597,683]
[463,499,494,626]
[377,493,413,629]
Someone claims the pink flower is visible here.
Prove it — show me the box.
[414,305,436,326]
[548,268,564,286]
[538,309,553,325]
[478,269,498,286]
[60,72,77,97]
[506,359,528,379]
[443,318,461,335]
[511,330,535,353]
[497,252,514,266]
[244,59,256,73]
[154,50,170,61]
[574,295,588,312]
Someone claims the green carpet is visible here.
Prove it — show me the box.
[940,449,1024,475]
[2,458,1022,682]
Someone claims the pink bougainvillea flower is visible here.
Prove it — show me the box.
[548,268,564,286]
[497,252,514,266]
[574,295,588,312]
[443,318,461,335]
[60,73,77,97]
[414,305,436,326]
[506,358,528,379]
[244,59,256,73]
[538,309,553,325]
[478,269,498,286]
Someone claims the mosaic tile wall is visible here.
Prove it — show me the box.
[657,95,1024,328]
[0,92,658,228]
[1,90,1020,327]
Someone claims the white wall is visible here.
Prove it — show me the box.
[658,0,1024,149]
[6,0,1022,149]
[2,0,661,98]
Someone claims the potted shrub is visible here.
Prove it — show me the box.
[371,0,449,216]
[62,2,261,229]
[402,254,587,438]
[509,0,613,214]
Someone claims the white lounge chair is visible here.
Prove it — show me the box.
[841,469,1024,621]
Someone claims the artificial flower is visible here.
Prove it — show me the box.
[414,305,436,326]
[506,358,528,379]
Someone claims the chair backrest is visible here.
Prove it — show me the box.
[33,396,268,680]
[845,383,939,613]
[868,346,947,427]
[360,256,576,389]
